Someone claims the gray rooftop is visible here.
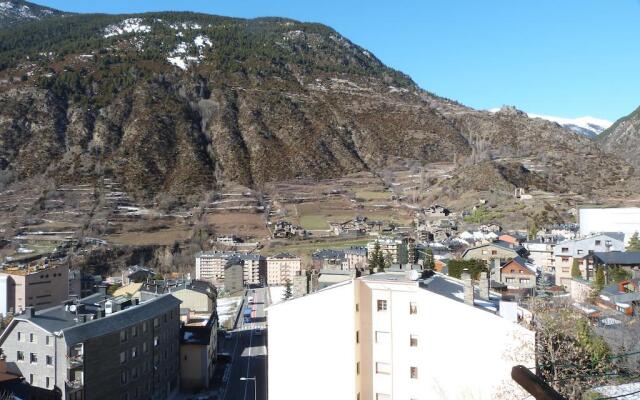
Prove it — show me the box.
[593,252,640,266]
[16,294,181,345]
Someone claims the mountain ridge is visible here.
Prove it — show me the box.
[0,11,635,201]
[0,0,65,27]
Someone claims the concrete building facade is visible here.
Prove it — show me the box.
[553,233,625,288]
[0,263,69,315]
[266,254,301,285]
[0,293,181,400]
[195,252,265,286]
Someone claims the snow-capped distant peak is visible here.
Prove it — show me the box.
[488,107,612,138]
[526,113,612,138]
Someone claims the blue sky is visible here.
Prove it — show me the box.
[37,0,640,121]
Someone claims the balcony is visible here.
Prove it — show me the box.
[67,354,83,368]
[65,379,83,392]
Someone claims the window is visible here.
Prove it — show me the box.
[154,336,159,347]
[410,366,418,379]
[481,250,487,255]
[356,362,360,375]
[506,277,516,283]
[120,351,126,364]
[376,394,391,400]
[131,347,137,359]
[491,250,498,255]
[355,303,359,312]
[520,278,530,284]
[375,331,390,344]
[132,326,138,337]
[143,342,148,353]
[409,302,417,315]
[410,335,418,347]
[142,322,147,333]
[377,300,387,311]
[562,247,569,253]
[595,240,602,246]
[355,331,359,344]
[132,366,139,379]
[29,374,33,384]
[46,377,50,388]
[17,351,24,361]
[17,332,22,342]
[163,314,167,323]
[29,333,35,343]
[154,318,159,328]
[577,249,583,255]
[120,330,127,342]
[45,336,51,346]
[30,353,37,364]
[375,362,391,375]
[46,355,53,366]
[121,371,128,385]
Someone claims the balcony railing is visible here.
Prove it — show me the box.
[65,379,83,391]
[67,354,83,368]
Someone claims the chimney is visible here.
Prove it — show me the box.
[461,269,474,306]
[96,284,107,296]
[25,307,35,318]
[479,272,490,300]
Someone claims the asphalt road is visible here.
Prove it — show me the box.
[221,287,269,400]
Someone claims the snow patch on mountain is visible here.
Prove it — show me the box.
[166,35,212,71]
[527,113,612,138]
[169,22,201,30]
[104,18,151,38]
[489,108,612,138]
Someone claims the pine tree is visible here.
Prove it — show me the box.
[380,253,392,273]
[425,248,434,270]
[282,279,293,300]
[369,241,381,274]
[571,260,582,279]
[594,267,605,292]
[627,232,640,252]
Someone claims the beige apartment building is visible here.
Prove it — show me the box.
[195,252,265,286]
[0,263,69,315]
[266,253,302,285]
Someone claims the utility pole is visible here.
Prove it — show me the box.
[511,365,566,400]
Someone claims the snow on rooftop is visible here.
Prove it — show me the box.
[104,18,151,38]
[269,286,285,305]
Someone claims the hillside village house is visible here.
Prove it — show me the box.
[553,233,625,288]
[499,257,537,290]
[574,252,640,284]
[268,272,534,400]
[599,279,640,316]
[462,241,528,283]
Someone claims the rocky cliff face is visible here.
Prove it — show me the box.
[599,106,640,170]
[0,12,635,198]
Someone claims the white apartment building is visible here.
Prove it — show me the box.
[266,253,301,285]
[553,233,625,287]
[524,235,561,275]
[268,272,535,400]
[195,252,265,286]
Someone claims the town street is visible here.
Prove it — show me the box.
[222,287,269,400]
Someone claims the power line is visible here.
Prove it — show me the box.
[595,388,640,400]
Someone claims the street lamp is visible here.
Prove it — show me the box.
[240,376,257,400]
